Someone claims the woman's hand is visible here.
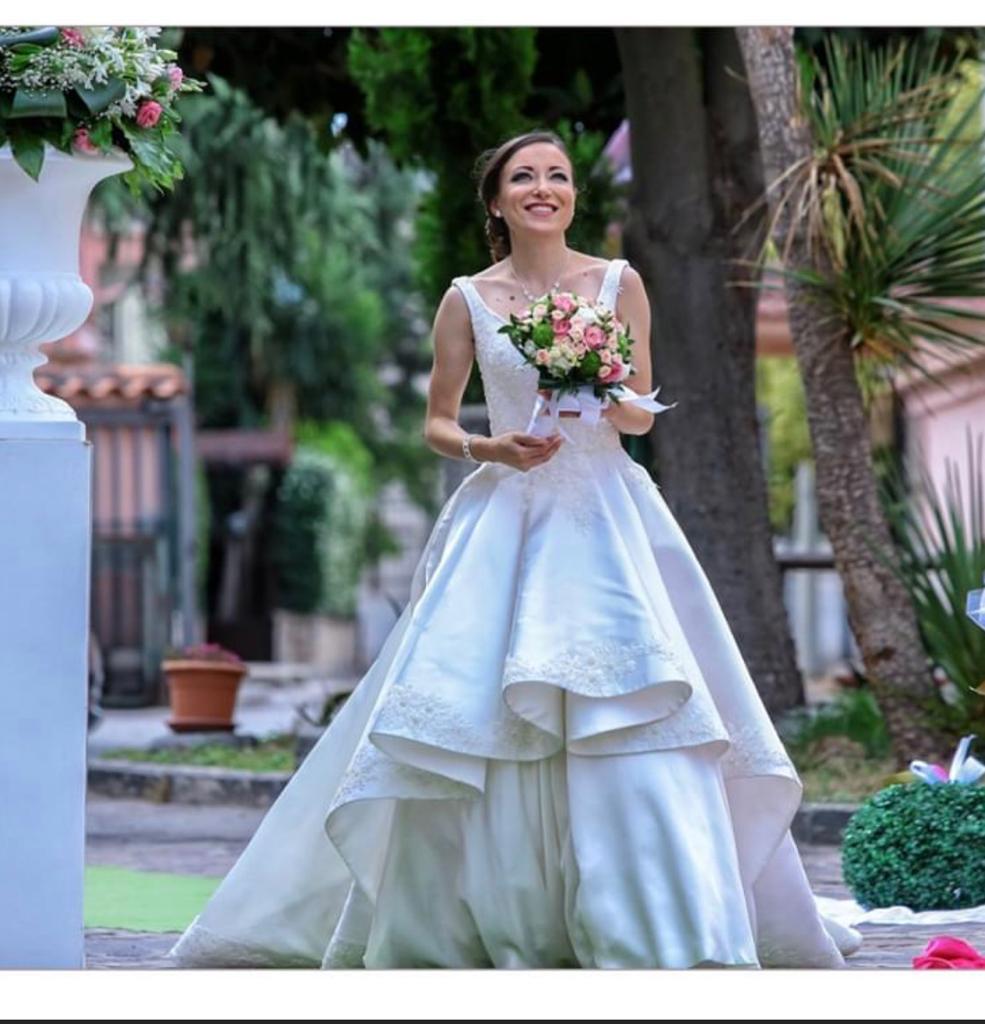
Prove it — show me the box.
[487,430,563,472]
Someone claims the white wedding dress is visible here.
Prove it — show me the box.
[165,258,863,969]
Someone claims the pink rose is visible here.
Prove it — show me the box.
[535,349,550,365]
[136,100,163,128]
[72,128,99,154]
[554,294,576,314]
[552,318,572,337]
[61,28,85,48]
[584,325,607,349]
[168,66,184,90]
[913,936,985,969]
[612,360,630,382]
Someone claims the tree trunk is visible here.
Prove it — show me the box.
[736,26,952,766]
[614,27,804,713]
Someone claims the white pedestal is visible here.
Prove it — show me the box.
[0,426,91,967]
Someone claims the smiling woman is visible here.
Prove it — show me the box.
[164,128,863,972]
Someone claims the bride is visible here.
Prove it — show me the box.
[165,129,863,969]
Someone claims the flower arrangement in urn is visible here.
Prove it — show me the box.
[161,642,248,733]
[0,25,204,192]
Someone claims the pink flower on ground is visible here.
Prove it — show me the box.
[913,936,985,969]
[72,128,99,154]
[61,28,85,48]
[168,66,184,89]
[136,100,163,128]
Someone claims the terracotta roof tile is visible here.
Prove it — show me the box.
[36,362,189,403]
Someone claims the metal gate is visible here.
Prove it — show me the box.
[84,402,179,707]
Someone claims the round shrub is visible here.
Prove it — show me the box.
[271,439,374,619]
[841,782,985,911]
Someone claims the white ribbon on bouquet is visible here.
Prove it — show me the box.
[525,383,678,444]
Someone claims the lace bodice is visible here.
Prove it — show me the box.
[452,259,629,455]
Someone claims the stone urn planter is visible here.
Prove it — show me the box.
[162,643,248,733]
[0,142,133,437]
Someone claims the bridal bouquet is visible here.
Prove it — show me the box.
[497,288,677,442]
[0,26,204,191]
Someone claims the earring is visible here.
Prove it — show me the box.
[493,210,503,218]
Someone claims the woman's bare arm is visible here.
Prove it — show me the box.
[422,285,561,471]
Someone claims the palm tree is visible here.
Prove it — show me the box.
[735,28,985,765]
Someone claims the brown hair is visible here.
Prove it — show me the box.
[474,129,576,264]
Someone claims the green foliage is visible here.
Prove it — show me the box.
[349,27,539,307]
[271,426,377,618]
[757,33,985,389]
[755,356,812,532]
[878,429,985,733]
[347,27,623,411]
[783,687,892,760]
[842,781,985,911]
[100,734,295,772]
[133,73,438,516]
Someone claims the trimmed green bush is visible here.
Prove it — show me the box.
[271,423,376,618]
[841,782,985,911]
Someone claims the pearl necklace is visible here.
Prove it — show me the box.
[510,252,570,303]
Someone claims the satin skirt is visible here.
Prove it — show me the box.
[354,742,761,969]
[164,442,859,970]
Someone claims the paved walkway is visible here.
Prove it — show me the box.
[83,793,985,969]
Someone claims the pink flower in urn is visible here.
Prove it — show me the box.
[168,66,184,90]
[61,28,86,48]
[136,100,163,128]
[72,128,99,154]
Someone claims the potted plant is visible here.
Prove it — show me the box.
[162,642,248,733]
[0,26,203,430]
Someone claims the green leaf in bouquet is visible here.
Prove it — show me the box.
[0,90,11,118]
[9,87,67,119]
[0,27,59,49]
[8,126,45,180]
[87,118,113,150]
[75,79,127,116]
[532,321,554,347]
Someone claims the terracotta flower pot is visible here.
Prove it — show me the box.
[162,659,248,733]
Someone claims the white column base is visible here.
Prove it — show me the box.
[0,436,91,967]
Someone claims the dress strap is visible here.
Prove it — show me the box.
[451,275,483,327]
[598,258,629,312]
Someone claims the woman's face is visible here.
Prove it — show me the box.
[492,141,576,241]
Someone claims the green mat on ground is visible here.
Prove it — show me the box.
[85,865,221,933]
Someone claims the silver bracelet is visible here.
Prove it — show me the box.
[462,433,482,462]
